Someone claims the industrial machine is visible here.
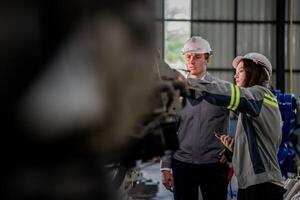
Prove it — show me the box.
[275,90,300,178]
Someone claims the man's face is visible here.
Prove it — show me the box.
[184,53,208,78]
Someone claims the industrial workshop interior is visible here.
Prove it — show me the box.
[2,0,300,200]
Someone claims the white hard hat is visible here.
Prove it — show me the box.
[232,52,272,78]
[181,36,212,55]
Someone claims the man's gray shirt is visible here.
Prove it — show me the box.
[161,73,229,169]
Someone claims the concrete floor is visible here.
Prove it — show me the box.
[140,162,173,200]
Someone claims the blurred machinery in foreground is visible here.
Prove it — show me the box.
[1,0,187,199]
[105,53,189,199]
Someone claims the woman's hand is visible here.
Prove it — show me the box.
[218,148,227,163]
[219,135,234,152]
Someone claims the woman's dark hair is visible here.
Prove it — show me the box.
[240,59,269,87]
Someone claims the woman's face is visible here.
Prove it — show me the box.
[234,61,247,87]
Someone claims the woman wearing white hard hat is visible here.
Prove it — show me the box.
[188,52,285,200]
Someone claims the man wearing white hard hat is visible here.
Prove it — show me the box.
[187,52,285,200]
[161,36,230,200]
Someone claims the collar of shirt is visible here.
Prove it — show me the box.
[199,72,206,80]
